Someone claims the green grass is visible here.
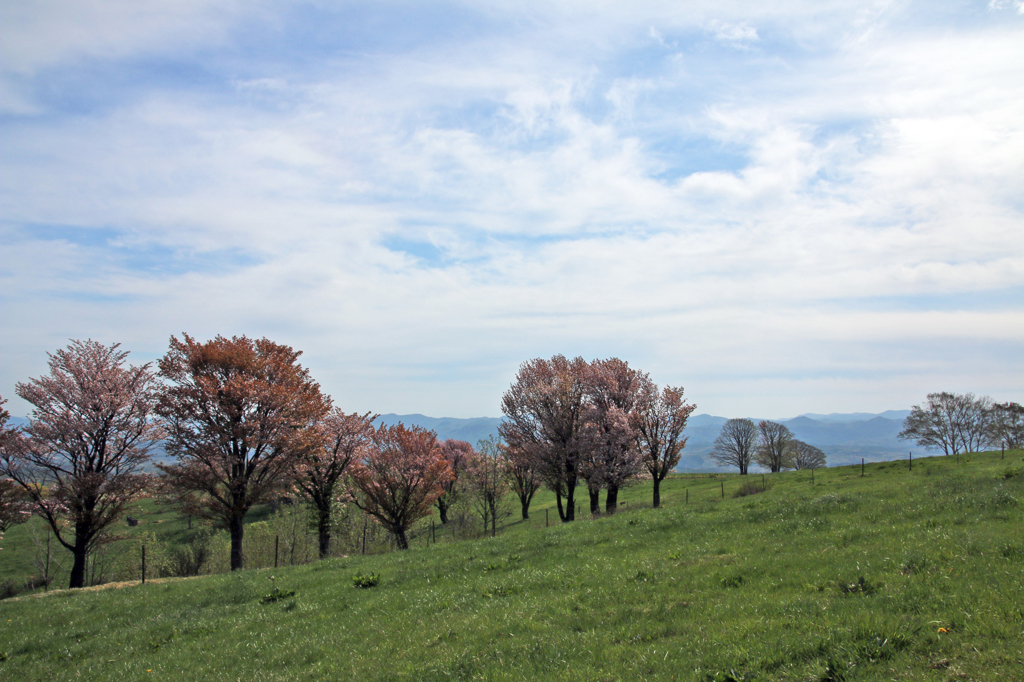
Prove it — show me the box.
[2,451,1023,680]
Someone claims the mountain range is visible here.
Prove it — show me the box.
[5,410,919,473]
[376,410,917,471]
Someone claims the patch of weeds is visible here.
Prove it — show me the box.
[812,492,854,509]
[262,587,297,603]
[1001,544,1024,560]
[633,569,655,583]
[901,554,928,574]
[481,585,518,598]
[1002,467,1021,480]
[426,630,457,647]
[732,481,768,498]
[721,574,744,588]
[838,576,881,595]
[667,550,681,560]
[351,572,380,588]
[703,668,752,681]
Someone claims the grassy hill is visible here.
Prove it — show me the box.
[1,450,1022,680]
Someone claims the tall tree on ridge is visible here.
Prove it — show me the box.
[156,334,329,571]
[0,341,160,588]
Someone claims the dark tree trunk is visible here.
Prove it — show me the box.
[229,515,245,571]
[605,486,619,514]
[652,478,661,509]
[556,491,566,522]
[68,520,92,589]
[437,499,450,525]
[317,507,331,559]
[564,485,576,521]
[394,525,409,550]
[68,544,88,589]
[519,494,531,520]
[588,487,600,516]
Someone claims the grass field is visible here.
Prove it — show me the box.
[1,450,1023,681]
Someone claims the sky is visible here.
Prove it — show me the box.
[1,0,1022,420]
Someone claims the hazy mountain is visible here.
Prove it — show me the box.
[681,411,916,471]
[6,410,919,473]
[375,413,503,446]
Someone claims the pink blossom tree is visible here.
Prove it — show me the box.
[293,409,376,559]
[580,358,648,514]
[434,439,476,524]
[500,355,589,522]
[349,423,452,549]
[632,385,697,507]
[0,342,160,588]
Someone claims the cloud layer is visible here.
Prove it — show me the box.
[1,0,1022,418]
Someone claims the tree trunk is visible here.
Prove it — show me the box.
[588,487,600,516]
[68,520,92,588]
[605,485,619,514]
[564,485,576,521]
[437,500,449,525]
[394,525,409,550]
[317,507,331,560]
[519,494,530,520]
[229,516,245,571]
[556,491,566,522]
[652,478,661,509]
[68,544,88,589]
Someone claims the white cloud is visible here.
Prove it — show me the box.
[1,0,1022,418]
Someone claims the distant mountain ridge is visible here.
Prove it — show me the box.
[375,410,917,471]
[7,411,917,473]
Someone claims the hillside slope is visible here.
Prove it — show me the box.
[1,450,1022,681]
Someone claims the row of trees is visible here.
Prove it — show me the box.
[0,342,697,589]
[0,337,462,587]
[499,355,696,521]
[898,392,1024,455]
[708,418,826,474]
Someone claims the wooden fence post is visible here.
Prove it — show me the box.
[274,535,279,568]
[141,544,146,584]
[861,458,865,476]
[721,481,724,499]
[909,451,912,471]
[545,508,549,527]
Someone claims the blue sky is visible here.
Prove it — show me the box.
[1,0,1022,419]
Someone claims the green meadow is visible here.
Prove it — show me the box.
[1,451,1023,681]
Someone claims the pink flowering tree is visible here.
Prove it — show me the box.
[0,342,161,588]
[632,385,697,507]
[434,439,476,524]
[580,358,649,515]
[293,409,376,558]
[349,423,452,549]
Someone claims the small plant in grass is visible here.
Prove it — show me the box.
[1002,467,1020,479]
[839,576,880,595]
[352,571,381,588]
[262,574,296,602]
[721,574,744,588]
[1001,544,1024,560]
